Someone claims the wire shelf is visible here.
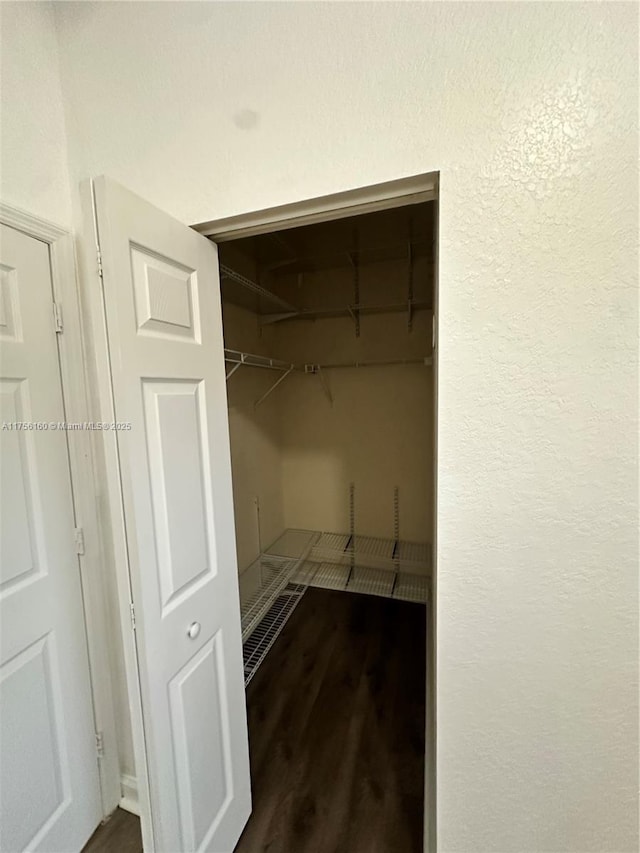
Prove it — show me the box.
[243,585,306,686]
[220,263,298,316]
[392,573,429,603]
[396,540,431,572]
[295,560,351,591]
[347,565,396,598]
[310,533,351,563]
[263,529,320,559]
[241,528,429,685]
[292,557,429,603]
[352,535,396,570]
[290,560,324,586]
[241,530,319,643]
[240,556,302,641]
[308,531,430,574]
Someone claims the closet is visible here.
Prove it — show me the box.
[81,176,436,853]
[219,202,435,853]
[216,201,435,848]
[210,202,435,853]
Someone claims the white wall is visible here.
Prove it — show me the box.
[52,3,639,850]
[0,2,72,225]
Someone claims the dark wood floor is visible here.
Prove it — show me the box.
[85,588,425,853]
[236,588,425,853]
[83,807,141,853]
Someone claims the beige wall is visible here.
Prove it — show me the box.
[269,258,434,551]
[222,303,284,572]
[279,362,433,549]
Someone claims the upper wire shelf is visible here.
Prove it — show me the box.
[220,264,297,316]
[219,261,431,329]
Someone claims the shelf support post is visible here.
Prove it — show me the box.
[346,482,356,588]
[317,366,333,406]
[392,486,400,595]
[225,360,243,381]
[407,242,414,333]
[254,366,294,408]
[347,242,360,338]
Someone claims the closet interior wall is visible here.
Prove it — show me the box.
[274,266,433,548]
[220,203,435,596]
[221,243,285,603]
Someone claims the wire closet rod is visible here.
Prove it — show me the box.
[224,348,293,371]
[308,356,432,370]
[225,348,432,374]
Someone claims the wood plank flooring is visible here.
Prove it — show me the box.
[235,588,425,853]
[82,807,141,853]
[83,588,425,853]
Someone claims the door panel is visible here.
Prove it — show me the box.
[143,379,214,610]
[92,177,251,853]
[0,378,42,590]
[169,633,232,850]
[0,224,101,853]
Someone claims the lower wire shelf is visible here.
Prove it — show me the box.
[240,528,430,686]
[243,584,307,686]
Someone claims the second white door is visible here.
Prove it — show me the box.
[0,223,102,852]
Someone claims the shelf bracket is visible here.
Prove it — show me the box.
[316,366,333,406]
[349,246,361,338]
[226,360,243,381]
[303,364,332,404]
[259,311,299,326]
[254,366,294,408]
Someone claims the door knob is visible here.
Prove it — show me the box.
[187,621,201,640]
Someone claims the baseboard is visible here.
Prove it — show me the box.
[119,773,140,816]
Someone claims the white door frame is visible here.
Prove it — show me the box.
[0,202,122,819]
[77,181,154,850]
[195,169,439,853]
[195,171,438,241]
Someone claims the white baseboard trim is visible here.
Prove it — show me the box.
[119,773,140,816]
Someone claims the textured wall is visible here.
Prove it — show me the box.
[0,2,72,224]
[52,3,639,849]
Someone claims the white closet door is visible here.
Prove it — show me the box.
[0,224,102,852]
[92,177,250,852]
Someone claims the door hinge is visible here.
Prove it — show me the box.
[95,731,105,759]
[130,602,136,631]
[74,527,85,555]
[53,301,63,333]
[97,248,104,279]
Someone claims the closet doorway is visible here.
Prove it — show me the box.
[205,185,438,851]
[85,173,438,853]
